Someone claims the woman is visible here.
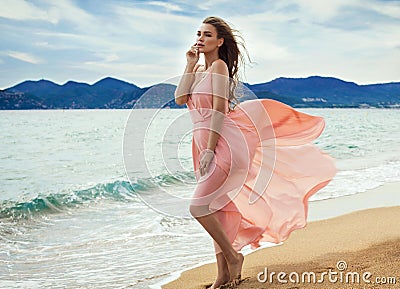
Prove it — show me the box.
[175,16,336,289]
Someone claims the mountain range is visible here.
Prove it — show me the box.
[1,76,400,109]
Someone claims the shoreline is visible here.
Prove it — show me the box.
[158,181,400,289]
[308,181,400,221]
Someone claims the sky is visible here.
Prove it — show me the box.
[0,0,399,89]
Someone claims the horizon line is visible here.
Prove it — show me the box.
[2,75,400,90]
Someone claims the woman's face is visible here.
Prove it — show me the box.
[195,23,223,53]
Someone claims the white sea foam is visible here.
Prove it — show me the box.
[311,160,400,201]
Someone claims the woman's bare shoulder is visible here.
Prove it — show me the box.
[211,59,228,75]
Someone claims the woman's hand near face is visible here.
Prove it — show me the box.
[186,44,200,65]
[174,44,200,105]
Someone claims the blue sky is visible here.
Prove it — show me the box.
[0,0,399,89]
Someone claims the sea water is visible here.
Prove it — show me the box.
[0,108,399,289]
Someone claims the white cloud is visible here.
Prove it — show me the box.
[95,53,120,63]
[43,0,97,29]
[148,1,183,12]
[35,31,83,39]
[0,0,57,23]
[0,0,97,27]
[112,5,194,34]
[367,0,400,19]
[7,51,42,64]
[293,0,359,21]
[230,13,293,62]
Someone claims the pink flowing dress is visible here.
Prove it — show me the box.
[186,68,336,253]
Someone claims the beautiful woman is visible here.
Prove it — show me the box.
[175,16,336,289]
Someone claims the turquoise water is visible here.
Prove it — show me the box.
[0,108,400,288]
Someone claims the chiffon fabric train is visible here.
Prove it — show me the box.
[186,68,336,253]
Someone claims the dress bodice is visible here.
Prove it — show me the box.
[187,70,230,123]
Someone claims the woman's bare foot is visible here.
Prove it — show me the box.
[208,252,230,289]
[226,252,244,286]
[208,272,230,289]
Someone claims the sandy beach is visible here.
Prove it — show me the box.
[162,182,400,289]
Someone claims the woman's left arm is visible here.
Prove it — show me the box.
[207,60,229,151]
[199,60,229,176]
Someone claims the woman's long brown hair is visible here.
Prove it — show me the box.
[202,16,250,110]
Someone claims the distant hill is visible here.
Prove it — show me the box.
[247,76,400,107]
[2,76,400,109]
[4,77,143,109]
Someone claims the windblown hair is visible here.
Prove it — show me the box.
[202,16,250,110]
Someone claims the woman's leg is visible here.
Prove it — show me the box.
[190,205,244,284]
[211,206,243,288]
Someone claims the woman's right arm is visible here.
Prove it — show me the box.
[174,45,200,105]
